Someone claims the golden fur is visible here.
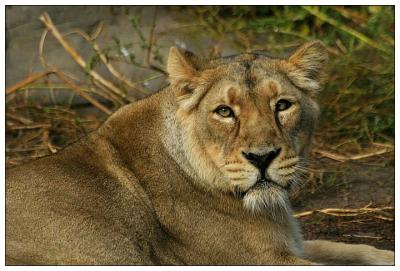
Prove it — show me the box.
[6,41,393,265]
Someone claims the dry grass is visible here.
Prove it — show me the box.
[6,9,166,167]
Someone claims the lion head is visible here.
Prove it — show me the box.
[166,41,327,216]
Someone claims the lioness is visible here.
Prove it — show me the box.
[6,41,394,265]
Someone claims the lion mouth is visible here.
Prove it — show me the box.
[252,178,287,191]
[234,178,288,199]
[234,178,290,199]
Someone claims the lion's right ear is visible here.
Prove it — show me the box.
[167,47,199,85]
[167,47,207,111]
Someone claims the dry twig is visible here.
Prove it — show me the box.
[313,149,348,162]
[313,146,394,162]
[39,12,130,103]
[294,204,394,221]
[53,70,112,115]
[65,29,149,96]
[6,71,55,95]
[7,123,52,130]
[146,7,158,67]
[342,234,383,240]
[6,112,33,125]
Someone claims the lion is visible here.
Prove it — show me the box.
[6,41,394,265]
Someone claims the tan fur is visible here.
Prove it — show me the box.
[6,41,393,265]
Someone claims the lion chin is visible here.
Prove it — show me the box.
[242,179,290,218]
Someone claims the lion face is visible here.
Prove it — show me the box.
[167,42,327,215]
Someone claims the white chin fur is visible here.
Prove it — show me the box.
[243,182,290,219]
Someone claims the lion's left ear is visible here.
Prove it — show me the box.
[285,41,328,95]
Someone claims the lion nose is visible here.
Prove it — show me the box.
[242,147,281,174]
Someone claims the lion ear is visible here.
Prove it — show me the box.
[167,47,199,84]
[286,41,328,95]
[167,47,207,111]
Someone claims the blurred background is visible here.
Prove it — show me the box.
[5,6,394,250]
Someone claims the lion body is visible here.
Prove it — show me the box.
[6,42,393,265]
[6,90,304,265]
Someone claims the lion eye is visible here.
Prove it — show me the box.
[215,105,235,118]
[275,99,292,112]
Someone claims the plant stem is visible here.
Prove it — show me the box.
[303,6,392,54]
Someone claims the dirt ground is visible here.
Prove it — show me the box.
[292,154,394,251]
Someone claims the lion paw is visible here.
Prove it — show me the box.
[362,247,394,265]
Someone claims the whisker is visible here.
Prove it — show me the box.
[292,171,308,179]
[294,165,321,173]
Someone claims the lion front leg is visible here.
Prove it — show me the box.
[302,240,394,265]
